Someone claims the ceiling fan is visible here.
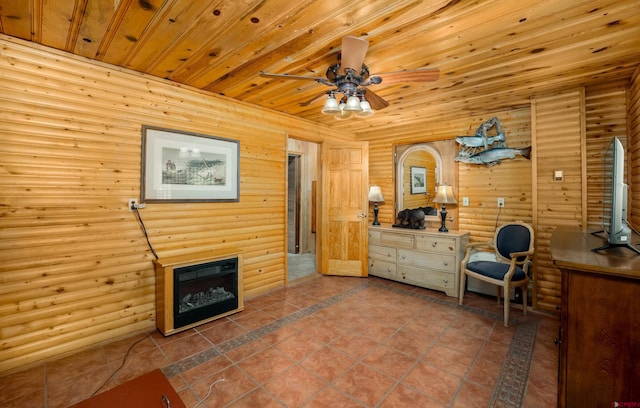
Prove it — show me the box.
[259,36,440,119]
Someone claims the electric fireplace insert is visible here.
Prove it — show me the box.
[154,252,244,335]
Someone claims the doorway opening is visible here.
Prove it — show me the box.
[287,139,318,281]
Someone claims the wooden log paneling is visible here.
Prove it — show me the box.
[368,143,395,224]
[0,38,354,374]
[457,109,533,241]
[585,81,629,230]
[532,90,585,311]
[629,66,640,229]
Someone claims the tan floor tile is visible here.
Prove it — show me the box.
[0,365,45,405]
[225,387,285,407]
[191,365,256,407]
[379,384,445,408]
[452,380,494,408]
[362,344,417,380]
[237,346,295,383]
[305,385,365,408]
[334,363,396,407]
[404,361,462,406]
[264,365,327,407]
[301,345,357,382]
[422,343,475,377]
[274,331,324,361]
[330,332,380,359]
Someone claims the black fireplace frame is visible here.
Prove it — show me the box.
[172,257,239,329]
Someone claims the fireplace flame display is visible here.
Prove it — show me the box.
[173,257,239,329]
[179,286,235,314]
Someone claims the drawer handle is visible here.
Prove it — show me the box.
[443,279,448,287]
[432,242,437,248]
[387,253,392,258]
[443,262,449,266]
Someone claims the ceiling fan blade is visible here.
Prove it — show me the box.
[376,68,440,85]
[341,36,369,73]
[260,71,323,81]
[299,91,330,107]
[363,89,390,110]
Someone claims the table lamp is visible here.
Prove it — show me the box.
[368,186,385,225]
[433,184,457,232]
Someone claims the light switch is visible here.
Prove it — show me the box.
[462,197,469,206]
[554,170,563,181]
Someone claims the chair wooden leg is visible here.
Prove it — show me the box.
[459,272,466,305]
[504,290,510,327]
[521,285,528,315]
[496,287,501,304]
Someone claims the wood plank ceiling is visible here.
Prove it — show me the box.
[1,0,639,139]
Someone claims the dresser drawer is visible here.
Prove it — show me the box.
[369,244,396,261]
[380,231,414,248]
[414,235,456,254]
[398,265,455,293]
[368,258,397,278]
[397,248,456,273]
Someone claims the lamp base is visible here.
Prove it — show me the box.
[373,203,380,226]
[438,206,448,233]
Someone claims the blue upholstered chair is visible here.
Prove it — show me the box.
[459,222,534,327]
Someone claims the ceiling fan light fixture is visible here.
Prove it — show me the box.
[334,100,353,119]
[321,93,340,114]
[356,99,374,118]
[343,95,363,111]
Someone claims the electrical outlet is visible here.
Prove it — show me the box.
[497,198,505,208]
[128,198,138,212]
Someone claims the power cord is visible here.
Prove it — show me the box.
[91,334,150,397]
[494,204,502,230]
[133,206,159,260]
[193,378,226,408]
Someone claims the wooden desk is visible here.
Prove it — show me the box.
[551,227,640,408]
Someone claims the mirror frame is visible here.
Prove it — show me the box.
[395,143,444,220]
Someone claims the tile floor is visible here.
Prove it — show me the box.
[0,276,559,408]
[287,253,316,281]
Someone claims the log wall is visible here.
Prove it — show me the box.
[629,66,640,229]
[0,37,352,374]
[531,90,585,311]
[585,81,629,229]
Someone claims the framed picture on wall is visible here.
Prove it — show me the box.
[410,166,427,194]
[141,126,240,202]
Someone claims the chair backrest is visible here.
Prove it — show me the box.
[494,222,534,263]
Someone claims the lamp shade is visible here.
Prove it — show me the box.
[321,94,340,114]
[433,185,457,204]
[368,186,385,202]
[344,95,363,111]
[356,100,374,118]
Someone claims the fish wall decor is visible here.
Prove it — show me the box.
[455,117,531,167]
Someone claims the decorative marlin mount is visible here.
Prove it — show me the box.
[455,117,531,167]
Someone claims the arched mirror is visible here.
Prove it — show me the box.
[396,144,443,219]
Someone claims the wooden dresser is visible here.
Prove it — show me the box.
[368,224,469,297]
[551,226,640,408]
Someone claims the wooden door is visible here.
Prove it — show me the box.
[320,141,369,276]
